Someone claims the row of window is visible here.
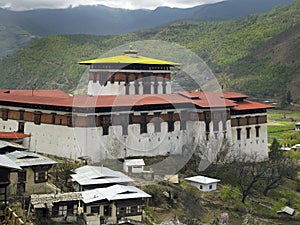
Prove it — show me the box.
[236,126,260,140]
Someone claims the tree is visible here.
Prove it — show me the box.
[269,138,282,159]
[227,153,265,203]
[260,156,297,196]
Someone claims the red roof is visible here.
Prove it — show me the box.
[0,132,31,139]
[233,100,274,111]
[0,89,71,98]
[179,92,237,108]
[0,89,273,111]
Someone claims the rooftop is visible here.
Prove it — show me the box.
[5,151,57,167]
[71,165,134,186]
[124,159,145,166]
[0,155,22,170]
[31,192,82,209]
[0,89,272,112]
[184,175,220,184]
[81,184,151,204]
[0,132,31,140]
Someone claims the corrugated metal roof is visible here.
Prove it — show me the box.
[5,151,57,167]
[0,155,22,170]
[71,165,134,186]
[31,192,82,209]
[124,159,145,166]
[81,184,151,204]
[184,175,220,184]
[0,140,26,149]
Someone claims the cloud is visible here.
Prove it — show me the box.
[0,0,224,11]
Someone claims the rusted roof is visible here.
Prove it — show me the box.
[0,132,30,139]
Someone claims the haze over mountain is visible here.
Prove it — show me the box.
[0,0,295,36]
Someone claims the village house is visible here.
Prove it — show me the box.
[30,192,82,223]
[81,184,151,224]
[71,165,134,191]
[0,155,21,208]
[123,159,145,174]
[5,151,57,196]
[184,175,220,192]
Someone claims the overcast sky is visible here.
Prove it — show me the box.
[0,0,224,11]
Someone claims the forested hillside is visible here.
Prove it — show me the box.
[1,0,300,101]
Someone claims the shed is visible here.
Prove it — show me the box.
[184,175,220,192]
[123,159,145,173]
[295,122,300,131]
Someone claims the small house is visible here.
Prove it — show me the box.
[0,155,21,207]
[81,184,151,224]
[295,122,300,131]
[184,175,220,192]
[30,192,82,222]
[71,165,134,191]
[6,151,57,196]
[123,159,145,173]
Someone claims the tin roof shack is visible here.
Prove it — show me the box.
[0,155,21,208]
[81,184,151,225]
[30,192,82,223]
[6,151,57,196]
[71,165,134,191]
[184,175,220,192]
[123,159,145,174]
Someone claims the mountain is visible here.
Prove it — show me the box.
[0,0,300,102]
[191,0,295,21]
[0,0,295,36]
[0,0,295,58]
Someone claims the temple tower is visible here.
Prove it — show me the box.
[78,48,179,96]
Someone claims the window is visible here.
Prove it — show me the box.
[101,115,111,136]
[91,206,99,214]
[237,128,241,140]
[237,117,241,126]
[73,204,78,215]
[126,206,131,214]
[35,171,47,183]
[51,113,56,124]
[154,112,161,132]
[2,108,8,121]
[19,110,24,120]
[18,122,24,133]
[246,116,250,125]
[246,127,251,139]
[93,74,97,83]
[104,205,111,216]
[167,112,174,132]
[118,207,126,216]
[0,187,6,203]
[255,126,260,137]
[67,115,74,127]
[18,171,26,183]
[209,185,213,189]
[121,114,128,136]
[58,205,68,216]
[34,111,41,125]
[140,113,148,134]
[137,205,142,213]
[200,185,203,190]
